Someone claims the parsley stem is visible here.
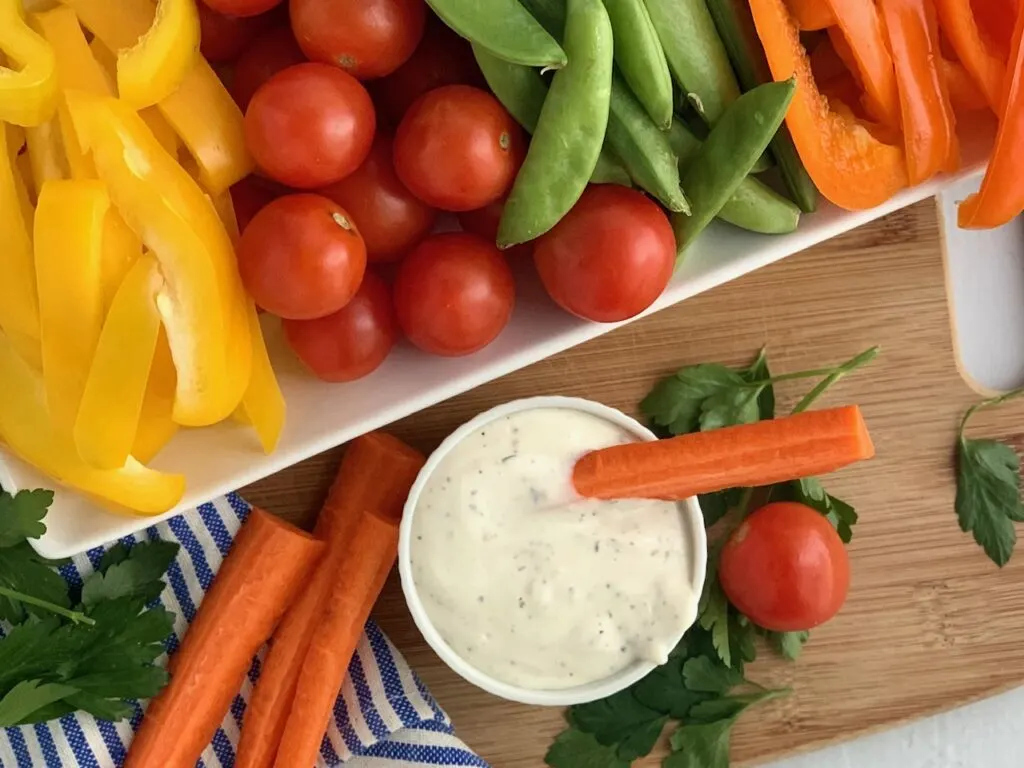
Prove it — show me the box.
[792,346,880,414]
[0,586,95,626]
[959,385,1024,435]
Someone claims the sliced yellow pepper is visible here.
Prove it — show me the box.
[118,0,200,109]
[75,254,163,470]
[0,327,185,514]
[64,0,252,193]
[133,330,179,463]
[24,116,67,187]
[236,304,285,454]
[68,92,250,426]
[6,123,24,154]
[34,179,109,434]
[0,0,58,126]
[0,125,40,343]
[100,209,143,310]
[12,142,36,215]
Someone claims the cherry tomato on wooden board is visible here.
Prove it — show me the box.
[318,134,436,263]
[284,271,399,381]
[231,25,306,110]
[370,15,485,125]
[238,193,367,320]
[197,4,270,63]
[290,0,426,80]
[394,85,524,212]
[201,0,282,19]
[394,232,515,356]
[533,185,675,323]
[719,502,851,633]
[457,197,531,258]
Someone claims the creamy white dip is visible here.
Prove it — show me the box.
[409,407,697,690]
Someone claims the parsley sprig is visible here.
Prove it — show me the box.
[0,487,179,726]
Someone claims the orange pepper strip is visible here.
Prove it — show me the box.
[973,0,1018,60]
[941,57,989,112]
[934,0,1008,111]
[825,0,902,127]
[787,0,836,30]
[749,0,908,210]
[958,3,1024,228]
[879,0,959,185]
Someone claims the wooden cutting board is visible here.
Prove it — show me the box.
[244,199,1024,766]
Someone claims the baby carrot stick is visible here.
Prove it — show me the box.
[574,405,874,500]
[124,508,323,768]
[236,432,424,768]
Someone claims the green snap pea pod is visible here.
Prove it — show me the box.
[497,0,613,247]
[426,0,567,70]
[672,78,796,258]
[705,0,818,212]
[602,0,673,129]
[606,73,689,213]
[643,0,740,125]
[472,44,630,186]
[518,0,567,36]
[667,120,798,234]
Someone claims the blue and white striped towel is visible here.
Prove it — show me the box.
[0,493,489,768]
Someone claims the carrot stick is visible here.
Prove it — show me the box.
[573,406,875,501]
[125,508,324,768]
[236,432,424,768]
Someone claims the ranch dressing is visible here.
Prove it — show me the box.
[409,407,697,691]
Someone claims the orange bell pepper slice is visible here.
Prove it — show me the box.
[787,0,836,30]
[942,57,990,112]
[934,0,1008,111]
[879,0,959,185]
[974,0,1018,60]
[749,0,908,210]
[0,0,58,127]
[117,0,201,109]
[958,3,1024,228]
[825,0,902,127]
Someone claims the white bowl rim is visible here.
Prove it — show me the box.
[397,395,708,707]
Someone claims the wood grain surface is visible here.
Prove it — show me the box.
[243,200,1024,766]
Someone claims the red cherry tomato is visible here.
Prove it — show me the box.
[231,25,306,110]
[290,0,426,80]
[394,232,514,356]
[230,175,284,233]
[394,85,523,212]
[318,134,436,263]
[237,193,367,319]
[719,502,851,633]
[283,271,399,381]
[245,63,376,188]
[457,196,531,258]
[201,0,282,19]
[370,15,485,125]
[533,185,675,322]
[197,4,270,62]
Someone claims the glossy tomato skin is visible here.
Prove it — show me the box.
[290,0,426,80]
[244,63,376,188]
[202,0,282,19]
[237,194,367,320]
[533,185,675,323]
[394,232,514,356]
[393,85,524,212]
[230,175,284,233]
[232,26,306,110]
[719,502,851,633]
[318,134,436,263]
[370,15,484,125]
[283,271,399,381]
[198,4,270,62]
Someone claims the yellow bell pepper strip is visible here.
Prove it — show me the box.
[64,0,252,193]
[748,0,908,210]
[0,0,58,126]
[74,254,163,470]
[0,327,186,514]
[118,0,200,109]
[100,208,143,311]
[958,2,1024,229]
[24,117,68,188]
[5,328,42,371]
[934,0,1008,112]
[6,122,24,154]
[235,304,285,454]
[68,92,250,426]
[13,145,35,211]
[879,0,959,185]
[825,0,901,127]
[133,330,179,463]
[0,124,40,343]
[34,179,109,435]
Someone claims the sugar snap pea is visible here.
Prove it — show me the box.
[673,78,796,257]
[667,120,798,234]
[607,73,689,213]
[705,0,818,212]
[426,0,567,69]
[602,0,673,129]
[643,0,741,125]
[497,0,613,247]
[519,0,567,36]
[472,44,630,186]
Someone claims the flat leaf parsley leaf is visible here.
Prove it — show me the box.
[545,728,630,768]
[0,489,53,547]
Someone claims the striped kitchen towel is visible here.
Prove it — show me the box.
[0,494,489,768]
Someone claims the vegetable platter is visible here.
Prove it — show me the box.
[0,0,1010,558]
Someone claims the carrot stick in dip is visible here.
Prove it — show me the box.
[125,508,323,768]
[573,405,874,501]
